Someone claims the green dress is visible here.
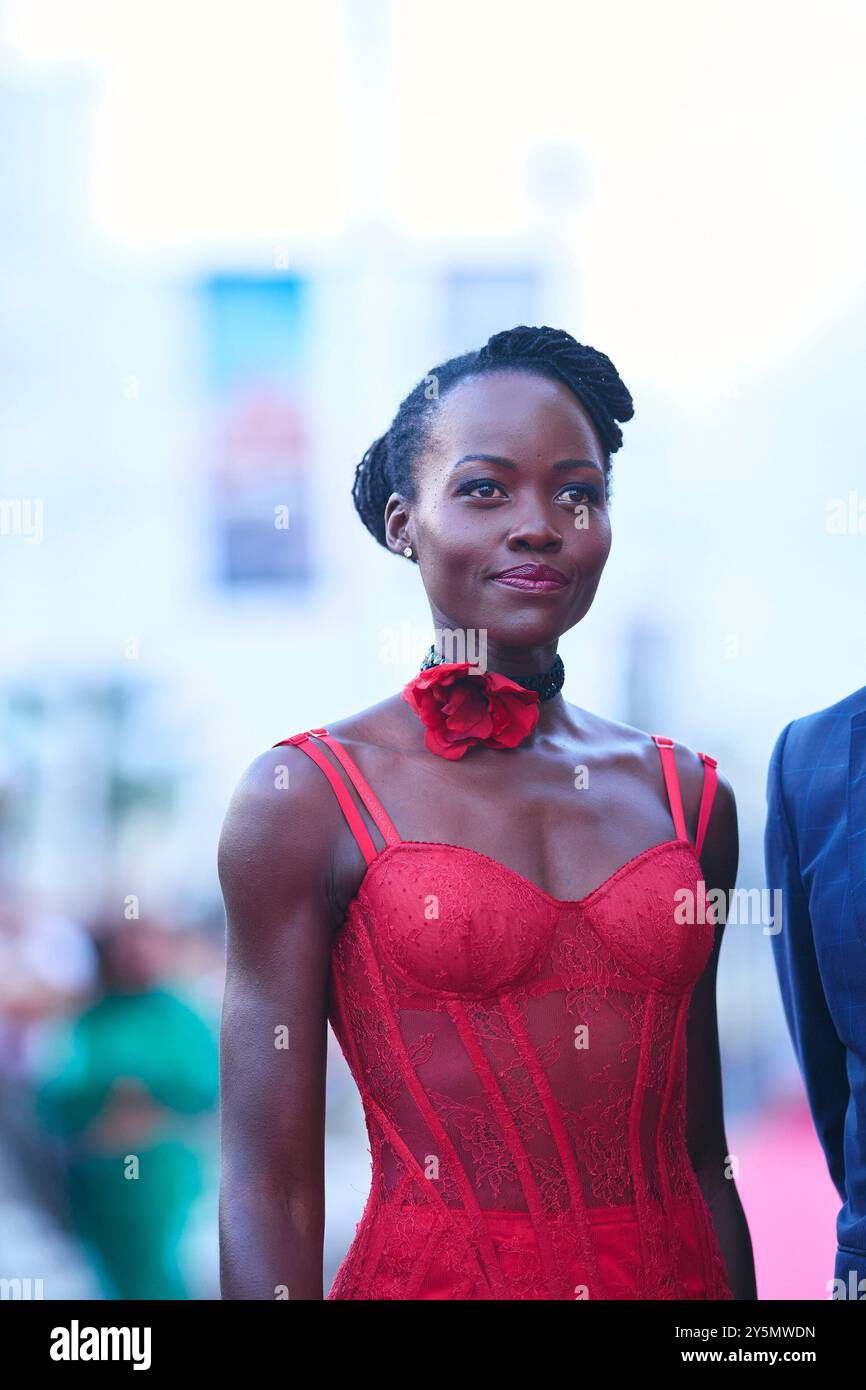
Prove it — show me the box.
[36,986,219,1300]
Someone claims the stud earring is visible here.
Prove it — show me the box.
[403,545,413,558]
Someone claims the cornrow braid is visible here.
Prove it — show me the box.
[352,325,633,558]
[479,326,634,457]
[351,433,392,550]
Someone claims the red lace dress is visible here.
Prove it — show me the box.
[274,728,734,1301]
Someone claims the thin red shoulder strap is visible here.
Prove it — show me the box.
[694,751,719,858]
[651,735,689,842]
[272,727,401,867]
[651,734,719,855]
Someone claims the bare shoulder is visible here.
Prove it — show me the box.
[324,692,418,749]
[217,739,347,921]
[218,696,414,899]
[565,701,737,840]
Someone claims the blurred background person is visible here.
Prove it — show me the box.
[34,917,219,1300]
[0,888,101,1295]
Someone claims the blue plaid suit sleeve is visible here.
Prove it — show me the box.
[765,721,850,1205]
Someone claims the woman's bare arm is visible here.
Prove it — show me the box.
[683,759,758,1301]
[218,744,343,1300]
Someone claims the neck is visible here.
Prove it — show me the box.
[428,639,558,681]
[427,627,558,676]
[530,689,571,735]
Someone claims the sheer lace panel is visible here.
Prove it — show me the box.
[278,729,732,1300]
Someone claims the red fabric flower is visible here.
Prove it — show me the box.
[400,661,541,760]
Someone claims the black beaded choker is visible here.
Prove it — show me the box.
[419,644,565,702]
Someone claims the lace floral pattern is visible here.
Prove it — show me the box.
[322,837,734,1301]
[269,727,735,1299]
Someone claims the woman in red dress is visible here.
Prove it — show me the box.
[218,325,755,1300]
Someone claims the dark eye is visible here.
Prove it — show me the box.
[557,483,601,505]
[455,478,509,500]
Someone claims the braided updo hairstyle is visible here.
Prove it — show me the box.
[352,324,633,561]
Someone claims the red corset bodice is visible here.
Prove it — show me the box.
[273,727,734,1301]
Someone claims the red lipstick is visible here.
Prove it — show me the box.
[490,564,569,593]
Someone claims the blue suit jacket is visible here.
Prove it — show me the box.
[765,684,866,1295]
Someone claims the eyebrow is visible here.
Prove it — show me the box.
[452,453,604,476]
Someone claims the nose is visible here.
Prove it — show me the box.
[505,512,563,554]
